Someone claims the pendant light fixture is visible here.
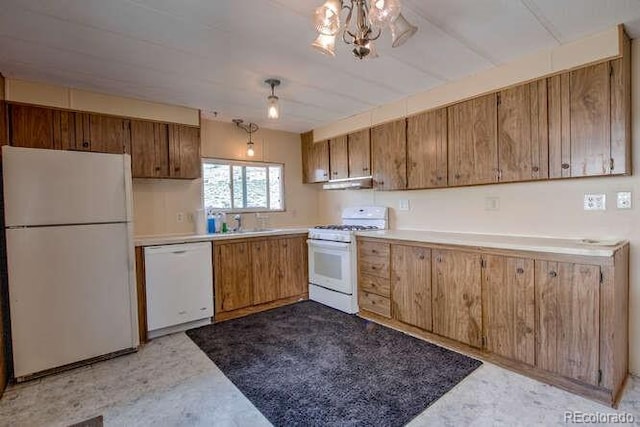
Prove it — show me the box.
[232,119,259,157]
[265,78,281,119]
[311,0,417,59]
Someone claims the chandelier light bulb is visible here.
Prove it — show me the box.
[311,33,337,56]
[389,12,417,48]
[246,142,255,157]
[368,0,401,26]
[313,0,341,35]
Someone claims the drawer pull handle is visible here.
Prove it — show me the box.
[532,166,539,172]
[82,141,89,148]
[561,163,570,170]
[371,249,377,254]
[516,268,524,274]
[549,271,557,278]
[371,266,376,270]
[200,307,207,311]
[172,250,187,254]
[419,255,425,260]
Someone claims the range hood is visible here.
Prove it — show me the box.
[322,176,373,190]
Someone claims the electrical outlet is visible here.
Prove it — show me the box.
[617,191,632,209]
[584,194,606,211]
[485,197,500,211]
[399,199,410,211]
[176,212,185,223]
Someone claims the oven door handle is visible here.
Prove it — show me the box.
[307,239,351,250]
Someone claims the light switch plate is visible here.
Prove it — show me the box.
[399,199,410,211]
[616,191,632,209]
[485,197,500,211]
[584,194,606,211]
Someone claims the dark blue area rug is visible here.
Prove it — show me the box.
[187,301,481,427]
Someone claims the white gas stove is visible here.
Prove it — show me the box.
[307,206,388,313]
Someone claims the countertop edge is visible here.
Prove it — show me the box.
[354,229,628,257]
[134,228,310,247]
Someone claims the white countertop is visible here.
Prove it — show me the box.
[135,227,310,247]
[356,229,628,257]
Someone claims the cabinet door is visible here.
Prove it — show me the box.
[131,120,169,178]
[9,104,55,149]
[391,245,432,331]
[76,113,130,154]
[214,242,252,312]
[482,255,534,365]
[0,102,7,149]
[549,63,614,178]
[169,125,201,179]
[347,129,371,178]
[610,37,631,175]
[329,135,348,179]
[448,94,498,186]
[371,119,406,190]
[407,108,447,189]
[279,236,308,298]
[432,249,482,347]
[498,80,548,182]
[535,261,600,385]
[301,133,330,183]
[251,240,280,305]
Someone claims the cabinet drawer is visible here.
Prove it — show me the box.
[358,241,390,259]
[359,273,390,297]
[359,291,391,318]
[359,258,390,279]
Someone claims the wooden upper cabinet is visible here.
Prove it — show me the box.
[448,94,498,186]
[9,104,75,150]
[548,55,630,178]
[131,120,170,178]
[432,249,482,348]
[329,135,348,180]
[482,255,535,365]
[535,260,600,386]
[371,119,406,191]
[214,242,252,313]
[169,124,201,179]
[75,113,130,154]
[302,136,330,184]
[498,80,549,182]
[407,108,447,189]
[391,244,432,331]
[348,129,371,178]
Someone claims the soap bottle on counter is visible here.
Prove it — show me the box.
[206,210,216,234]
[220,212,228,233]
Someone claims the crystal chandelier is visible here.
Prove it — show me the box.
[311,0,417,59]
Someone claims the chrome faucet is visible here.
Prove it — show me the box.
[233,214,242,232]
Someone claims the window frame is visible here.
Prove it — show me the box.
[201,157,286,214]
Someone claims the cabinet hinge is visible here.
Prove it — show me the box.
[609,63,613,77]
[609,158,615,172]
[497,93,501,106]
[600,271,604,285]
[480,258,486,268]
[598,369,603,385]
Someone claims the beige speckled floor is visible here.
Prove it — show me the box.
[0,332,638,427]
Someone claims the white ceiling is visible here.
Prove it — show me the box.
[1,0,640,133]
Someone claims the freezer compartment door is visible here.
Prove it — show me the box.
[7,223,137,378]
[2,146,131,226]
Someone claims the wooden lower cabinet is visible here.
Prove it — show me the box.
[214,235,308,320]
[214,242,252,312]
[356,236,629,406]
[432,249,483,348]
[482,255,535,365]
[390,244,432,331]
[535,260,600,386]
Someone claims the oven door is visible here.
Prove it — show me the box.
[307,239,352,295]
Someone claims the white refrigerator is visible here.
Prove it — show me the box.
[2,146,139,380]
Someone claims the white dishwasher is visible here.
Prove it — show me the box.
[144,242,213,339]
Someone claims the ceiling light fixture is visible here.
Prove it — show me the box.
[233,119,259,157]
[265,79,281,119]
[311,0,417,59]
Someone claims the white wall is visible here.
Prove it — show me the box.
[315,39,640,375]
